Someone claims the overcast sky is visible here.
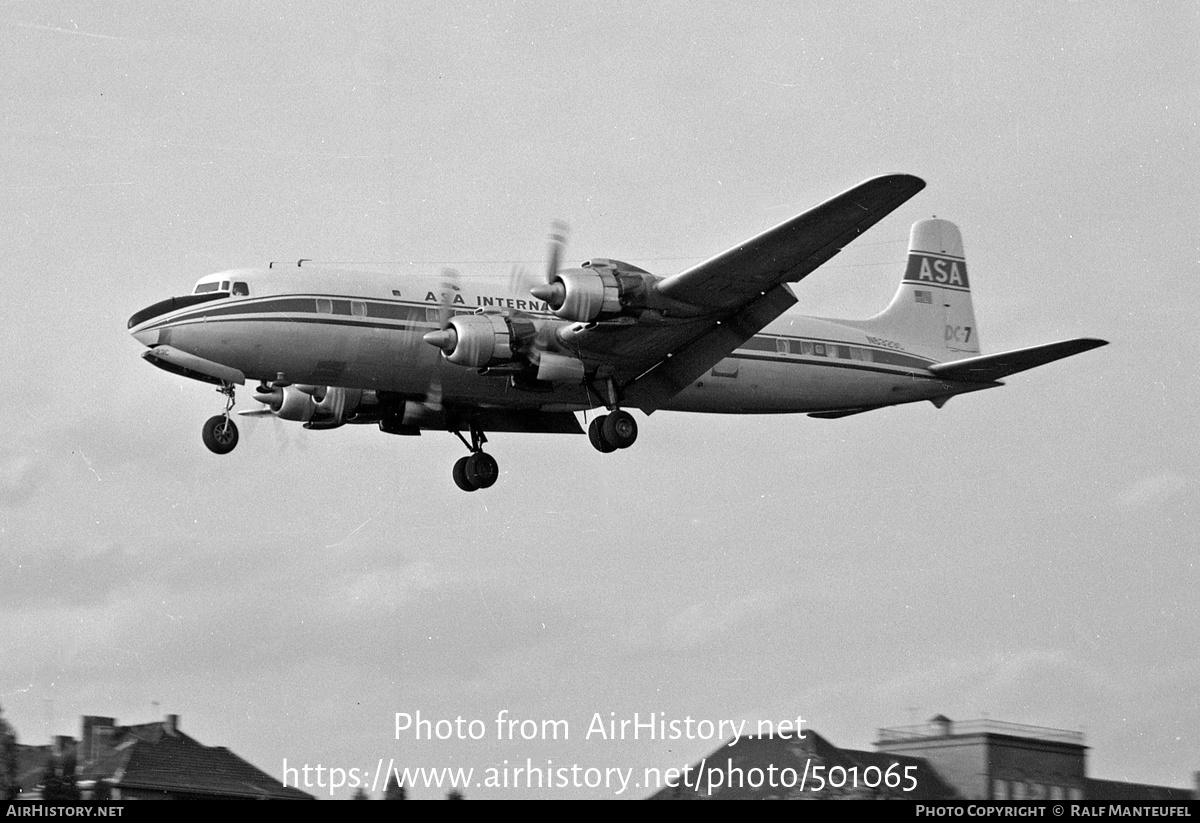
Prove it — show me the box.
[1,1,1196,799]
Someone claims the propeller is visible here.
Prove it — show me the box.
[421,268,460,354]
[507,262,535,303]
[545,220,568,282]
[415,267,462,412]
[530,221,568,307]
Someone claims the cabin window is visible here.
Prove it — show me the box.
[351,301,367,317]
[233,281,249,296]
[426,307,442,323]
[799,341,813,355]
[813,343,826,357]
[316,298,333,314]
[776,339,788,354]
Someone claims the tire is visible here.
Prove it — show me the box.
[465,452,499,489]
[202,415,239,455]
[602,410,638,449]
[588,415,617,453]
[452,455,477,492]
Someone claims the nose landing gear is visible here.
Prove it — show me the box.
[451,423,499,492]
[202,383,239,455]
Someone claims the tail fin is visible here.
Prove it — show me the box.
[843,218,981,361]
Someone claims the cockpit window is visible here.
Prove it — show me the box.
[232,281,249,296]
[194,282,221,294]
[220,281,230,291]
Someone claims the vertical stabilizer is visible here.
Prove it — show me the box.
[842,218,982,360]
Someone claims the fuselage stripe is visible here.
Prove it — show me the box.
[137,295,944,375]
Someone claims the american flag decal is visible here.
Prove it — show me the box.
[914,290,933,304]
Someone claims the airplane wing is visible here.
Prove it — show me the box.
[655,173,926,312]
[928,338,1108,383]
[563,174,926,410]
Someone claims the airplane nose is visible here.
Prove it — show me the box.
[132,329,157,347]
[129,305,165,346]
[128,292,225,346]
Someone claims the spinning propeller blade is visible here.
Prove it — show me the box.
[531,221,569,305]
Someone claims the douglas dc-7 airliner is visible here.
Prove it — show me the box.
[128,174,1106,491]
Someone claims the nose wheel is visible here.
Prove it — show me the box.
[202,383,240,455]
[451,424,499,491]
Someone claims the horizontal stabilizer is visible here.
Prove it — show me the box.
[929,338,1108,383]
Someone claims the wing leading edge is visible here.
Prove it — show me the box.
[655,173,926,312]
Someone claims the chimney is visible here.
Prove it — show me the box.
[53,735,74,758]
[930,714,953,737]
[163,714,179,736]
[81,716,115,765]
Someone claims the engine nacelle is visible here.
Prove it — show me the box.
[253,385,317,422]
[534,260,659,322]
[547,269,621,321]
[432,313,518,368]
[253,385,363,428]
[307,387,363,430]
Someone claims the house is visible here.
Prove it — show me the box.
[647,728,959,800]
[649,714,1196,801]
[876,715,1194,802]
[15,714,312,800]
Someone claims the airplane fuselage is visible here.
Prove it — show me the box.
[129,264,960,418]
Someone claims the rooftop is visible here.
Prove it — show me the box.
[877,718,1085,747]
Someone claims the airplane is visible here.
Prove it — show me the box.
[128,174,1107,492]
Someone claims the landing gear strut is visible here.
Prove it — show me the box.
[202,382,239,455]
[588,379,638,453]
[451,423,498,492]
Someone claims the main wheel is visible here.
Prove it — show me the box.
[452,455,477,492]
[588,415,617,453]
[465,452,499,489]
[602,410,638,449]
[202,415,239,455]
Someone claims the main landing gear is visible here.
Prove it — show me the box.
[202,382,239,455]
[587,378,638,454]
[451,423,498,492]
[588,410,638,453]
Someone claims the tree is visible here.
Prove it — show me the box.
[384,772,406,800]
[0,706,18,801]
[40,749,80,803]
[351,787,370,800]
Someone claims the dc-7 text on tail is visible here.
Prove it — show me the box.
[128,174,1107,491]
